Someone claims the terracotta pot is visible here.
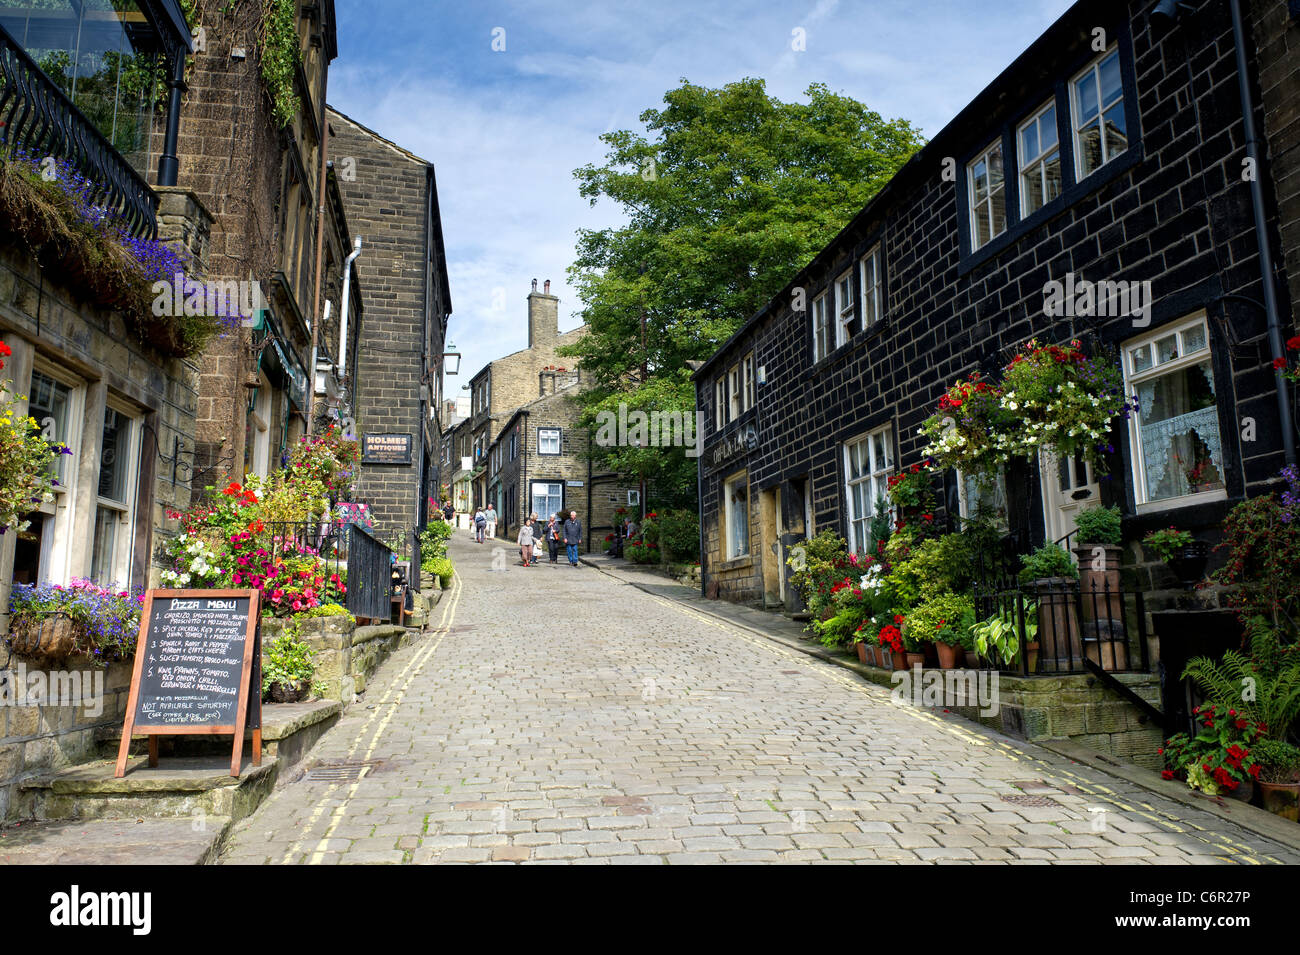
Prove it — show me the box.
[1025,641,1041,673]
[1258,780,1300,821]
[905,651,925,669]
[935,641,963,669]
[1225,778,1254,804]
[855,642,868,665]
[890,649,907,671]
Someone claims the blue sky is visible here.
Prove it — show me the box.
[328,0,1075,397]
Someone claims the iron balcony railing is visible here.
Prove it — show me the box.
[0,22,158,237]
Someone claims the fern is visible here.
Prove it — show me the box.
[1182,643,1300,740]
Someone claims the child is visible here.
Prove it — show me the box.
[517,520,535,566]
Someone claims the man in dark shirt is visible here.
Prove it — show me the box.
[563,511,583,567]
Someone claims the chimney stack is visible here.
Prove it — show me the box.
[527,278,558,349]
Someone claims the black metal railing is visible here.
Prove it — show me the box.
[0,22,158,237]
[409,523,421,593]
[973,579,1149,676]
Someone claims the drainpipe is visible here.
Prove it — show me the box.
[310,299,331,417]
[156,50,186,187]
[338,237,362,378]
[1229,0,1296,466]
[695,373,705,598]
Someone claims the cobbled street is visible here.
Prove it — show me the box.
[219,531,1300,865]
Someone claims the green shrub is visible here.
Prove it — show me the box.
[1252,739,1300,783]
[625,540,659,564]
[262,634,315,695]
[419,521,453,561]
[424,556,454,583]
[904,593,976,649]
[1074,505,1122,546]
[293,602,353,621]
[1018,543,1078,582]
[656,509,699,562]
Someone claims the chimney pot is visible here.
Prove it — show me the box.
[544,279,550,294]
[531,278,537,291]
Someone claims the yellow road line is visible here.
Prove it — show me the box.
[277,571,462,864]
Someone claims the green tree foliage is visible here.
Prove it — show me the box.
[563,79,925,508]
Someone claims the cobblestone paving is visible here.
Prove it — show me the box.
[220,531,1300,865]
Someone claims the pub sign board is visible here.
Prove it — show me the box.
[114,589,262,779]
[362,432,413,465]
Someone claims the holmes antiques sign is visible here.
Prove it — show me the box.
[704,423,759,472]
[362,432,413,465]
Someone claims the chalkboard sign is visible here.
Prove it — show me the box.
[115,590,262,778]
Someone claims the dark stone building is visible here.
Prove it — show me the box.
[327,107,453,558]
[695,0,1300,610]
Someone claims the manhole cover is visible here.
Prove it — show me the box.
[1000,793,1059,807]
[305,759,384,783]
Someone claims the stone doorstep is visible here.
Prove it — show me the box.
[94,698,343,759]
[0,816,233,866]
[1040,740,1300,854]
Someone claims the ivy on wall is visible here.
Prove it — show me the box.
[179,0,302,129]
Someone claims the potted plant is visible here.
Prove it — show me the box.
[7,580,142,664]
[877,618,906,671]
[1252,739,1300,820]
[425,556,455,589]
[1018,543,1079,670]
[1143,526,1208,589]
[906,592,975,669]
[971,601,1038,671]
[262,632,316,703]
[1072,504,1123,588]
[1159,704,1263,801]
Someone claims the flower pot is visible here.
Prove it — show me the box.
[1166,541,1210,590]
[1074,544,1123,621]
[922,642,939,668]
[1258,781,1300,821]
[890,649,907,671]
[905,651,925,669]
[1225,778,1254,804]
[1025,640,1041,673]
[1032,578,1082,671]
[855,642,869,665]
[268,680,310,703]
[935,641,963,669]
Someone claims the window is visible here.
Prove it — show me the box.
[1018,101,1061,216]
[968,141,1006,251]
[834,270,855,347]
[29,370,75,487]
[843,427,893,556]
[1071,47,1127,180]
[246,372,272,477]
[723,472,749,560]
[90,404,138,586]
[538,428,561,455]
[729,363,742,420]
[811,292,831,362]
[714,377,727,430]
[742,354,755,411]
[532,481,563,522]
[1124,315,1224,507]
[859,246,882,328]
[958,469,1009,530]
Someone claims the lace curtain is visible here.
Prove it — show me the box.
[1140,405,1222,491]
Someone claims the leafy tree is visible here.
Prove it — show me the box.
[563,78,925,507]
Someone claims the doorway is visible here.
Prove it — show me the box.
[759,486,781,609]
[1040,449,1100,549]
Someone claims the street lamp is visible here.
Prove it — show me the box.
[443,341,462,376]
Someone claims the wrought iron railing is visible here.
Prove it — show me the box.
[973,580,1150,676]
[0,22,158,237]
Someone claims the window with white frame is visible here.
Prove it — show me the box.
[532,481,563,522]
[811,291,831,362]
[859,246,882,328]
[715,377,727,430]
[538,427,561,455]
[834,269,855,347]
[728,363,742,419]
[843,426,893,556]
[1018,101,1061,216]
[1123,315,1224,507]
[1071,46,1127,181]
[958,469,1009,530]
[968,140,1006,251]
[742,354,755,411]
[723,471,749,560]
[90,404,139,586]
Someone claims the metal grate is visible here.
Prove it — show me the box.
[305,760,382,783]
[1000,793,1059,807]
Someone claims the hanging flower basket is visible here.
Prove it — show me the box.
[7,613,77,661]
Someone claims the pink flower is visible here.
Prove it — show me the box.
[292,600,303,611]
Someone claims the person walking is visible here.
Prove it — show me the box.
[545,512,562,564]
[442,501,454,523]
[484,503,498,541]
[473,507,486,543]
[563,510,583,567]
[517,519,535,567]
[523,513,541,567]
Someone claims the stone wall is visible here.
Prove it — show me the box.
[262,615,416,702]
[0,661,133,820]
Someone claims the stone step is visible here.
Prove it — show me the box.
[16,755,278,824]
[94,699,341,772]
[0,815,232,865]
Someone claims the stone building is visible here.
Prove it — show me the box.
[486,376,636,551]
[695,0,1300,609]
[326,107,453,558]
[177,0,343,485]
[463,281,585,510]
